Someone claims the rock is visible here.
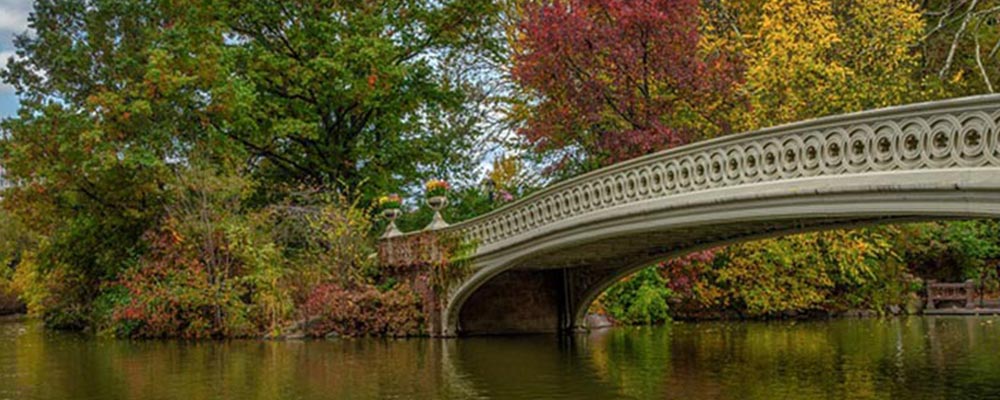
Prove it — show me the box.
[844,309,876,318]
[325,331,341,340]
[905,293,925,315]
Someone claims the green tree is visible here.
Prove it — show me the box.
[225,0,502,200]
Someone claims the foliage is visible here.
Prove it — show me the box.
[705,0,927,130]
[103,169,258,338]
[0,208,33,314]
[6,162,389,338]
[919,0,1000,94]
[6,0,1000,338]
[0,0,500,338]
[301,282,424,338]
[512,0,741,177]
[0,0,241,329]
[896,221,1000,293]
[225,0,503,201]
[648,0,929,320]
[11,248,91,329]
[515,0,934,323]
[378,194,403,210]
[665,229,906,317]
[595,267,672,325]
[486,155,526,205]
[112,222,257,339]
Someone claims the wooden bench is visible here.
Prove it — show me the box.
[926,279,976,309]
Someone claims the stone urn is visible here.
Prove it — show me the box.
[425,195,449,230]
[381,207,403,238]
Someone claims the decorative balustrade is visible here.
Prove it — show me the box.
[381,95,1000,257]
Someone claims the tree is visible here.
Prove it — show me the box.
[591,0,931,322]
[0,1,237,327]
[678,0,927,317]
[920,0,1000,94]
[511,0,741,177]
[225,0,502,200]
[707,0,926,130]
[0,0,503,333]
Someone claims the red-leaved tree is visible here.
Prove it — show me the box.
[512,0,740,175]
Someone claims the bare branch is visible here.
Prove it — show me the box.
[940,0,979,79]
[989,35,1000,59]
[973,20,994,92]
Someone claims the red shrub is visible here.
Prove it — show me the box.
[301,282,424,337]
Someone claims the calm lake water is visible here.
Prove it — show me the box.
[3,316,1000,399]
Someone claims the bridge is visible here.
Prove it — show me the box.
[380,95,1000,337]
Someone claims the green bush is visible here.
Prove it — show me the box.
[597,267,672,325]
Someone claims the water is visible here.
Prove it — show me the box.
[2,316,1000,399]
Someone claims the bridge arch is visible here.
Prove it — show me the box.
[380,95,1000,336]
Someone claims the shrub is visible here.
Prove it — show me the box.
[111,223,256,338]
[104,169,402,338]
[597,267,672,325]
[0,209,36,315]
[300,282,424,337]
[0,277,22,315]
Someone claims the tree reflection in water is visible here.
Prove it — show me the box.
[3,317,1000,399]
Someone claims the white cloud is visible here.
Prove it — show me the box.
[0,0,30,96]
[0,0,31,34]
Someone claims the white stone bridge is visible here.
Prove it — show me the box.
[380,95,1000,336]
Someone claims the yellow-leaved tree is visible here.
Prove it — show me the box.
[731,0,926,130]
[668,0,928,317]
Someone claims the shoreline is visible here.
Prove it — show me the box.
[0,313,27,322]
[5,311,998,339]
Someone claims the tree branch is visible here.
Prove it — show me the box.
[940,0,979,79]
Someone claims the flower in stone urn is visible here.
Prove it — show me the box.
[424,179,450,209]
[378,193,403,238]
[424,179,450,229]
[378,193,402,218]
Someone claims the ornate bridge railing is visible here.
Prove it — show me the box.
[381,95,1000,260]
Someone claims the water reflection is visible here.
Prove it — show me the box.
[3,317,1000,399]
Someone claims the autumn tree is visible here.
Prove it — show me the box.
[705,0,927,130]
[0,0,245,328]
[512,0,741,177]
[678,0,928,316]
[0,0,505,333]
[592,0,932,320]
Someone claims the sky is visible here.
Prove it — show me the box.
[0,0,32,118]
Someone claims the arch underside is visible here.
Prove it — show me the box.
[446,179,1000,336]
